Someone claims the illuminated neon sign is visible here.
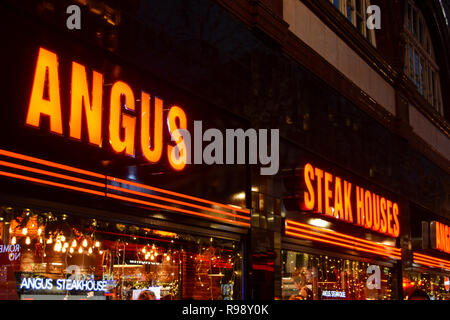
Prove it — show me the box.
[321,290,346,298]
[19,277,108,292]
[0,244,21,261]
[430,221,450,254]
[302,163,400,237]
[26,47,187,171]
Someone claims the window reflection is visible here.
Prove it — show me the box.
[0,206,241,300]
[281,250,393,300]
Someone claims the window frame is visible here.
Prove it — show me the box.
[404,0,444,115]
[329,0,377,46]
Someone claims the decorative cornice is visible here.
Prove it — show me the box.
[300,0,399,85]
[397,74,450,140]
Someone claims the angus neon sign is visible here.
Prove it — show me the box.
[431,221,450,254]
[26,47,187,171]
[302,163,400,237]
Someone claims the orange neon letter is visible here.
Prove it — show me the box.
[334,176,343,219]
[26,47,63,134]
[324,172,333,216]
[436,222,442,250]
[109,81,136,156]
[386,200,393,236]
[141,92,163,163]
[372,194,380,232]
[380,197,387,234]
[356,186,364,226]
[392,203,400,237]
[167,106,187,171]
[446,225,450,253]
[343,181,353,223]
[364,190,373,229]
[315,168,324,213]
[70,62,103,146]
[303,163,315,211]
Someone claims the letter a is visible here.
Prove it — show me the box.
[66,5,81,30]
[26,47,63,134]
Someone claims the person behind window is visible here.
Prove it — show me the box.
[138,290,156,300]
[407,289,430,300]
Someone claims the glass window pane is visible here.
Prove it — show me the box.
[414,51,420,88]
[0,205,242,300]
[347,0,353,23]
[419,57,425,95]
[334,0,340,10]
[281,251,394,300]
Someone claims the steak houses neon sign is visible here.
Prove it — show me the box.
[302,163,400,237]
[26,47,187,171]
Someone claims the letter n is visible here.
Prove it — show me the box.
[26,47,63,134]
[70,62,103,146]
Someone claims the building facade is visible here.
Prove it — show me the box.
[0,0,448,300]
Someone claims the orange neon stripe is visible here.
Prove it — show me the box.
[107,193,250,228]
[413,253,450,266]
[285,226,401,258]
[285,225,400,258]
[413,257,450,269]
[285,223,400,256]
[285,231,400,259]
[413,257,450,270]
[0,148,105,179]
[0,160,106,188]
[108,185,250,221]
[413,259,450,270]
[413,256,450,268]
[0,148,250,223]
[107,176,249,214]
[285,230,401,259]
[0,170,105,197]
[286,220,400,253]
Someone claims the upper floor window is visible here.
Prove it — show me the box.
[404,0,444,115]
[329,0,376,46]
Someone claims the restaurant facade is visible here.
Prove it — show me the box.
[0,0,449,300]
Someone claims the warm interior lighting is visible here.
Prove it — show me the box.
[25,237,31,245]
[308,218,330,228]
[11,236,16,245]
[22,228,28,235]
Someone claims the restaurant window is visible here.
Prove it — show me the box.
[281,250,393,300]
[403,272,450,300]
[0,206,242,300]
[404,0,444,115]
[329,0,376,46]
